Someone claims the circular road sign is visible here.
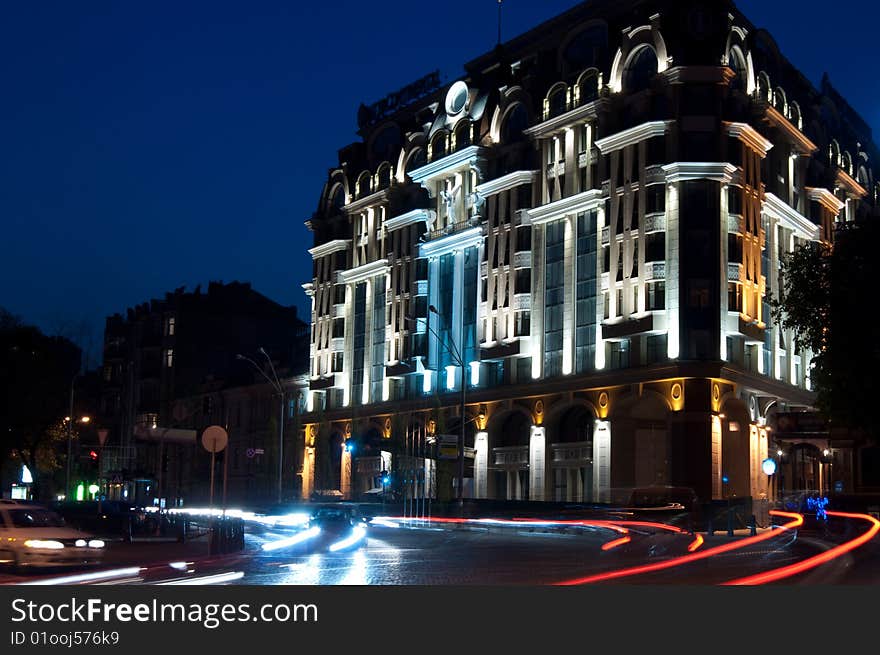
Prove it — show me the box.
[201,425,228,453]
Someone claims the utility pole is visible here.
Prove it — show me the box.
[237,349,285,504]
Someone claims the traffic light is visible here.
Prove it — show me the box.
[89,450,98,462]
[381,471,390,486]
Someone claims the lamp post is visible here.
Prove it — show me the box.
[237,349,285,505]
[64,368,91,501]
[407,307,466,508]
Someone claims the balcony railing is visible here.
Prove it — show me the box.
[425,218,481,242]
[493,446,529,467]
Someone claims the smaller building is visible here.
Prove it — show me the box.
[97,281,309,505]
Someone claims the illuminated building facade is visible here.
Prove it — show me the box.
[302,0,880,505]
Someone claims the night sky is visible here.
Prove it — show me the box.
[2,0,878,365]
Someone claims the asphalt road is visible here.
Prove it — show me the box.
[2,515,876,586]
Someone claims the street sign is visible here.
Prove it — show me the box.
[201,425,228,453]
[246,448,255,459]
[254,448,265,455]
[97,429,109,447]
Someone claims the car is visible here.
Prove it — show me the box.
[0,503,106,571]
[308,507,368,551]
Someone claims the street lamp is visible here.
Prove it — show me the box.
[64,414,90,501]
[407,306,467,508]
[237,348,285,504]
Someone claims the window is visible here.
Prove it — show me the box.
[334,284,346,305]
[728,48,747,93]
[331,351,344,373]
[646,281,665,310]
[165,348,174,368]
[645,232,666,262]
[335,250,347,271]
[514,269,531,294]
[357,173,371,199]
[575,210,597,372]
[514,311,530,337]
[455,122,472,150]
[645,184,665,213]
[548,87,567,118]
[376,165,391,190]
[431,133,448,160]
[608,340,629,369]
[623,46,657,93]
[501,104,529,145]
[728,283,742,312]
[516,226,532,252]
[544,221,566,377]
[646,334,667,364]
[578,71,600,104]
[332,318,345,339]
[165,316,175,336]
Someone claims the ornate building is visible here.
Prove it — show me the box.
[302,0,879,505]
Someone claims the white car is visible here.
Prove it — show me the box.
[0,502,106,570]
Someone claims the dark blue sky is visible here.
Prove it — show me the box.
[2,0,877,363]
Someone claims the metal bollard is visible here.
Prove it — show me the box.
[727,507,734,536]
[707,517,714,536]
[748,514,757,536]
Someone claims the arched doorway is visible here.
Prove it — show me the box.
[551,406,594,502]
[491,412,531,500]
[352,426,385,496]
[630,394,670,488]
[788,443,822,494]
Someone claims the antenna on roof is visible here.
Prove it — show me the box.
[497,0,503,46]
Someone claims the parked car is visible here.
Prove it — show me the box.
[0,503,105,570]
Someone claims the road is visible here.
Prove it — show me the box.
[4,510,876,586]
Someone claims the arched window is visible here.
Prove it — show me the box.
[623,46,658,93]
[431,132,448,160]
[577,69,601,104]
[829,140,841,167]
[405,147,427,176]
[788,101,802,131]
[841,151,853,176]
[728,48,747,92]
[454,121,472,150]
[501,103,529,144]
[376,163,391,191]
[756,72,771,102]
[328,184,345,212]
[356,172,372,199]
[547,85,568,118]
[773,87,787,115]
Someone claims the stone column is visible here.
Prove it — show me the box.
[593,420,611,502]
[529,426,546,501]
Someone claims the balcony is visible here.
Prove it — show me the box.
[644,212,666,233]
[424,217,481,242]
[493,446,529,468]
[385,361,414,378]
[480,339,520,361]
[309,375,336,391]
[728,263,743,282]
[601,314,655,340]
[513,293,531,311]
[644,261,666,281]
[513,251,532,269]
[551,442,592,464]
